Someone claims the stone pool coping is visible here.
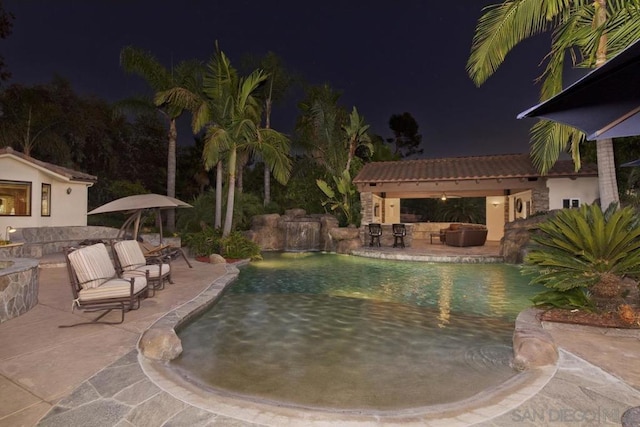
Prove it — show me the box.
[0,256,37,274]
[137,260,558,426]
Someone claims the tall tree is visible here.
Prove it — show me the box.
[120,46,202,232]
[296,84,347,175]
[158,47,291,236]
[244,52,296,206]
[387,112,423,158]
[467,0,640,210]
[298,86,373,226]
[0,83,62,156]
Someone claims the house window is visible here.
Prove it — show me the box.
[41,183,51,216]
[562,198,580,209]
[0,180,31,216]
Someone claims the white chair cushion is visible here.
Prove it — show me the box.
[68,243,117,289]
[114,240,146,271]
[121,263,171,279]
[78,277,147,302]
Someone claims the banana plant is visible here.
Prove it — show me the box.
[316,170,357,226]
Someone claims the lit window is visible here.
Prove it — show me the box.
[562,198,580,209]
[0,180,32,216]
[41,183,51,216]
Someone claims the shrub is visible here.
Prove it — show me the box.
[220,231,262,260]
[523,203,640,309]
[182,227,261,261]
[182,226,221,257]
[176,190,216,233]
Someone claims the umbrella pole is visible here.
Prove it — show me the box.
[133,210,142,241]
[157,208,164,244]
[119,212,139,239]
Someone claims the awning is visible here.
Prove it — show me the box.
[518,38,640,140]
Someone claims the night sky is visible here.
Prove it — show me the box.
[3,1,560,158]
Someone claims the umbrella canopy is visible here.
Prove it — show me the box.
[88,194,192,242]
[621,158,640,168]
[88,193,191,215]
[518,38,640,140]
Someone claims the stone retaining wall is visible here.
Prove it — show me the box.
[0,243,24,259]
[0,258,39,323]
[10,226,181,258]
[500,214,553,263]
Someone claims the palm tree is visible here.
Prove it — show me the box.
[158,48,291,236]
[296,84,347,176]
[467,0,640,209]
[249,52,295,206]
[120,46,202,232]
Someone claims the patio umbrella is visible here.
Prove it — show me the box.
[88,194,192,242]
[621,158,640,168]
[517,38,640,140]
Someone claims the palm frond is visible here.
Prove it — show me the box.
[120,46,172,91]
[467,0,558,86]
[529,120,583,174]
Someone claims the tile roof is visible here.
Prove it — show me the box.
[353,153,598,183]
[0,147,98,182]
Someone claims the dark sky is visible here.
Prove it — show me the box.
[3,1,555,158]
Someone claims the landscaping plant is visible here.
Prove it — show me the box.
[220,231,262,261]
[182,226,221,257]
[523,203,640,311]
[183,226,261,261]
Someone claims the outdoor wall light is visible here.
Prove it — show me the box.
[5,226,16,241]
[492,201,501,208]
[441,193,447,201]
[66,187,72,194]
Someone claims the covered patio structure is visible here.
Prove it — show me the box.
[353,153,599,245]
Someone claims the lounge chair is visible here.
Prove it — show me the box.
[62,243,149,327]
[138,239,193,268]
[368,223,382,247]
[112,240,173,293]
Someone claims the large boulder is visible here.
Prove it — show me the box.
[247,211,340,252]
[248,214,285,250]
[501,214,554,263]
[208,253,226,264]
[284,208,306,218]
[329,226,361,254]
[139,328,183,361]
[512,309,558,370]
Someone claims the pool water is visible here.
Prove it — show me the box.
[173,252,541,411]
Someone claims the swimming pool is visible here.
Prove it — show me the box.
[172,252,542,411]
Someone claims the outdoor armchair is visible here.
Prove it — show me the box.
[62,243,148,326]
[112,240,172,293]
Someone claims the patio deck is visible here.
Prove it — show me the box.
[353,240,503,263]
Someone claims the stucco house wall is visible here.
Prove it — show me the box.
[485,196,506,241]
[0,148,96,236]
[547,177,600,210]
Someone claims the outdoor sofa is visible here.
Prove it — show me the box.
[440,223,488,247]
